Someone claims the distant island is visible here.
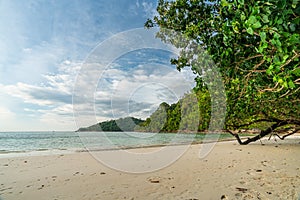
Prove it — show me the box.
[76,117,145,132]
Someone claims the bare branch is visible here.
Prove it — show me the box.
[279,90,291,98]
[272,128,300,140]
[227,118,276,129]
[259,82,279,92]
[227,119,300,145]
[280,52,300,70]
[234,54,263,67]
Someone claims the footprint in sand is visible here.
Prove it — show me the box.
[52,176,57,181]
[37,185,44,190]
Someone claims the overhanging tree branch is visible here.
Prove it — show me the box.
[227,120,300,145]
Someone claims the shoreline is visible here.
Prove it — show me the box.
[1,134,300,159]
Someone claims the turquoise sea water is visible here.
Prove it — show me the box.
[0,131,233,156]
[0,132,83,153]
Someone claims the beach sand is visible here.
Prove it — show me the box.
[1,136,300,200]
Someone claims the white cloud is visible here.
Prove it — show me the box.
[23,48,32,53]
[91,63,196,120]
[0,60,80,130]
[38,104,76,130]
[0,107,15,119]
[0,61,81,106]
[142,1,157,18]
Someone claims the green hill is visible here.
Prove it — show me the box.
[76,117,145,132]
[135,90,211,133]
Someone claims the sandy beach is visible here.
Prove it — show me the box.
[1,136,300,200]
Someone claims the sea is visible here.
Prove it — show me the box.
[0,131,233,158]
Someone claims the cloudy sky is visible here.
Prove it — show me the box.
[0,0,196,131]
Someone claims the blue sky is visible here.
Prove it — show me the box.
[0,0,196,131]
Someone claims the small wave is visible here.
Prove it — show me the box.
[0,150,27,154]
[0,148,79,158]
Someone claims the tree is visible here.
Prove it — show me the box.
[146,0,300,144]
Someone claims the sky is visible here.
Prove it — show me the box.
[0,0,196,131]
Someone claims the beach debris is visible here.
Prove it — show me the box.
[100,172,106,175]
[148,177,160,183]
[236,187,248,193]
[24,160,27,163]
[220,194,228,199]
[256,169,262,172]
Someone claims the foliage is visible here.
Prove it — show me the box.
[135,90,211,132]
[146,0,300,142]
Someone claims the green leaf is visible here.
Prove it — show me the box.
[292,0,298,8]
[290,24,296,32]
[221,0,229,7]
[241,14,246,21]
[292,68,300,76]
[247,16,257,25]
[267,65,273,75]
[264,2,274,6]
[247,27,254,35]
[288,80,295,89]
[260,32,266,41]
[261,14,269,23]
[252,21,262,29]
[277,18,283,25]
[238,0,244,5]
[276,39,282,47]
[282,55,289,62]
[266,69,272,75]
